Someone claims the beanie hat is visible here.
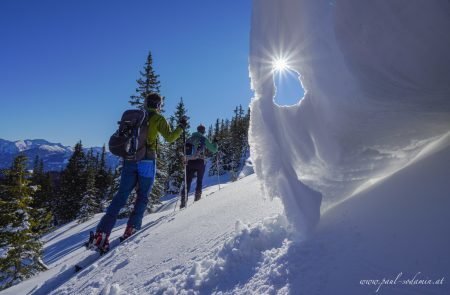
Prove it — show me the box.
[197,124,206,134]
[145,93,162,109]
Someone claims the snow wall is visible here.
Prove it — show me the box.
[249,0,450,234]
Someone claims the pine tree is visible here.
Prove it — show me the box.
[219,119,233,174]
[77,164,100,223]
[228,105,250,179]
[95,145,112,207]
[106,165,121,204]
[30,175,53,234]
[207,125,213,141]
[214,118,220,138]
[167,98,190,194]
[166,116,177,194]
[242,107,251,160]
[209,118,225,177]
[129,51,161,107]
[30,156,53,233]
[150,141,169,209]
[208,106,250,180]
[32,156,42,179]
[55,141,86,223]
[229,106,244,178]
[0,155,47,290]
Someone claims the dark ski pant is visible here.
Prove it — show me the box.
[181,159,205,206]
[97,159,156,235]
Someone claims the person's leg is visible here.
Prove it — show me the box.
[181,162,195,208]
[186,164,195,197]
[127,160,156,231]
[96,161,137,235]
[194,160,205,201]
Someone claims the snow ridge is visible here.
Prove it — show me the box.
[249,0,450,232]
[142,215,289,295]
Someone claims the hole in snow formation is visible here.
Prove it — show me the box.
[273,68,305,106]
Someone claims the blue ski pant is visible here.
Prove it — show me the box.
[96,159,156,235]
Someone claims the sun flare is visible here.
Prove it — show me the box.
[273,58,289,72]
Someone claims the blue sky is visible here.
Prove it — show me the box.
[0,0,302,148]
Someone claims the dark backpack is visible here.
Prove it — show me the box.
[185,135,206,161]
[108,109,150,161]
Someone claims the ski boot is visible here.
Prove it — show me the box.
[120,225,136,243]
[94,231,110,255]
[85,231,96,249]
[194,192,201,202]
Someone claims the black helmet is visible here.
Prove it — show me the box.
[145,93,162,109]
[197,124,206,134]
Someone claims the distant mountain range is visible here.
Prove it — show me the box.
[0,138,120,171]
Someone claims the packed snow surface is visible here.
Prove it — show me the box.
[248,0,450,232]
[2,175,287,295]
[3,138,450,294]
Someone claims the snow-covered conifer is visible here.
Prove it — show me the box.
[77,164,101,223]
[167,97,190,194]
[55,141,86,223]
[0,155,47,290]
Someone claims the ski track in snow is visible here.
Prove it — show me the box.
[60,179,281,295]
[30,215,172,295]
[5,174,284,295]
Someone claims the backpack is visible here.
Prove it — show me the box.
[108,109,150,161]
[185,135,206,161]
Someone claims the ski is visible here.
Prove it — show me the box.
[74,237,121,272]
[74,216,167,273]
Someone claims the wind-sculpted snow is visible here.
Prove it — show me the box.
[142,215,290,294]
[249,0,450,232]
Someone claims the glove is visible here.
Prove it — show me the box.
[213,137,218,144]
[178,116,188,129]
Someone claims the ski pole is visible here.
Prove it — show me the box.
[174,127,187,211]
[216,151,221,190]
[183,128,188,206]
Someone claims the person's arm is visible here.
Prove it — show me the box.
[156,115,183,143]
[204,137,218,154]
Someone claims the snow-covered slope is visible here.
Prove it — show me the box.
[293,133,450,295]
[1,175,284,295]
[3,135,449,294]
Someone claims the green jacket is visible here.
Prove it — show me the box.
[146,108,183,157]
[190,132,218,154]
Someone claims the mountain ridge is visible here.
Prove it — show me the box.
[0,138,119,171]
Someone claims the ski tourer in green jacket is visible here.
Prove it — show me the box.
[144,98,185,159]
[93,93,187,252]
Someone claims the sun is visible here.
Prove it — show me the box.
[273,58,289,72]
